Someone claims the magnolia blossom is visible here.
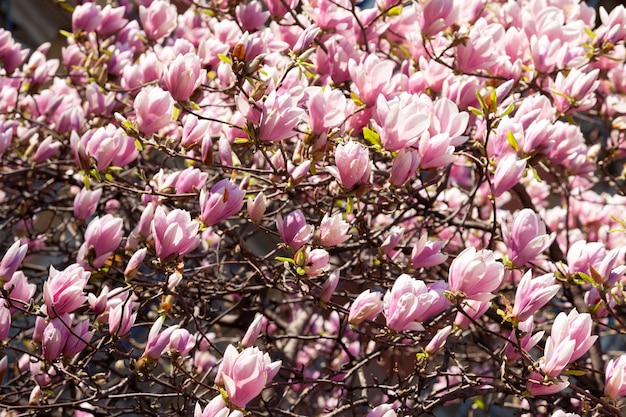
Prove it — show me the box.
[511,271,559,322]
[151,206,200,261]
[199,179,245,227]
[43,264,90,317]
[501,208,555,267]
[134,86,175,136]
[605,355,626,399]
[0,241,27,282]
[76,214,124,270]
[448,247,504,301]
[348,290,383,325]
[276,210,314,251]
[215,345,282,408]
[319,213,350,247]
[327,141,370,190]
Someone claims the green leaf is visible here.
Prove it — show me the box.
[584,26,597,39]
[473,398,485,410]
[134,138,144,151]
[563,369,587,376]
[350,92,364,107]
[527,163,542,182]
[363,127,381,147]
[346,196,354,215]
[468,106,483,116]
[276,256,295,264]
[500,102,515,117]
[234,137,251,145]
[387,5,402,16]
[172,106,180,121]
[217,54,232,65]
[506,131,519,153]
[475,90,488,113]
[59,29,73,38]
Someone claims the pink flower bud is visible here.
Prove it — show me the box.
[384,274,431,332]
[327,141,371,190]
[348,289,383,325]
[152,206,200,261]
[199,179,246,227]
[175,167,208,195]
[492,153,526,197]
[32,136,61,163]
[139,0,178,42]
[319,213,350,247]
[389,148,421,186]
[42,314,71,361]
[134,86,175,136]
[605,355,626,399]
[124,248,147,279]
[73,187,102,221]
[247,192,266,223]
[72,3,102,33]
[4,271,36,313]
[168,328,195,357]
[109,299,137,337]
[276,210,314,251]
[257,90,304,142]
[162,53,205,101]
[511,271,560,322]
[0,240,28,281]
[241,314,263,348]
[419,0,457,37]
[293,25,321,54]
[77,214,124,270]
[301,248,329,277]
[0,305,10,341]
[425,325,452,356]
[98,5,128,37]
[215,345,281,408]
[320,271,339,303]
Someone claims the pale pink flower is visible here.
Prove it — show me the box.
[257,90,304,142]
[0,305,10,341]
[63,319,93,358]
[139,0,177,42]
[419,0,457,37]
[301,248,329,277]
[366,404,397,417]
[151,206,200,261]
[4,271,36,313]
[503,316,544,361]
[215,345,282,408]
[371,94,429,152]
[143,317,178,360]
[511,271,560,322]
[549,68,600,114]
[235,1,270,32]
[124,248,147,280]
[419,132,456,169]
[42,314,71,361]
[72,3,102,33]
[168,328,195,357]
[383,274,428,332]
[134,86,175,136]
[349,54,395,106]
[409,234,448,268]
[319,213,350,247]
[247,192,266,223]
[547,309,597,363]
[319,271,339,303]
[454,299,490,330]
[306,86,347,135]
[73,188,102,221]
[348,290,383,325]
[425,325,452,356]
[32,136,61,163]
[605,355,626,399]
[199,179,245,226]
[0,241,27,282]
[448,247,504,301]
[162,53,205,101]
[327,141,370,190]
[492,153,526,197]
[241,314,264,348]
[526,371,570,396]
[389,148,420,187]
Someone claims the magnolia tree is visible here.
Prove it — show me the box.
[2,0,626,415]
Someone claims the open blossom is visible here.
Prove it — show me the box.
[319,213,350,247]
[151,206,200,261]
[448,247,504,301]
[549,68,599,114]
[199,179,245,227]
[409,234,448,268]
[371,94,429,152]
[162,53,205,101]
[257,90,304,142]
[143,317,178,360]
[384,274,441,332]
[501,208,555,267]
[215,345,281,408]
[139,0,177,42]
[43,264,90,317]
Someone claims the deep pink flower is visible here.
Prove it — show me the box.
[73,187,102,222]
[143,317,178,360]
[199,179,245,227]
[77,214,124,270]
[501,208,555,267]
[0,241,28,282]
[276,210,313,251]
[257,90,304,142]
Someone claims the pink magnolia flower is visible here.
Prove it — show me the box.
[276,210,314,251]
[4,271,36,313]
[605,355,626,399]
[241,314,264,348]
[384,274,429,332]
[367,404,397,417]
[162,53,205,101]
[63,319,93,358]
[195,397,231,417]
[319,271,339,303]
[73,187,102,221]
[549,68,600,114]
[547,310,597,364]
[77,214,124,270]
[389,148,420,187]
[143,317,178,360]
[566,240,607,277]
[175,167,208,195]
[0,305,10,341]
[319,213,350,247]
[448,247,504,301]
[300,248,329,277]
[409,234,448,268]
[454,299,490,330]
[247,192,266,223]
[419,0,457,37]
[349,54,395,106]
[501,208,555,267]
[71,125,138,172]
[134,86,175,136]
[371,94,429,152]
[215,345,282,408]
[306,86,347,135]
[425,325,452,356]
[235,1,270,32]
[419,132,456,169]
[0,241,28,282]
[32,136,61,163]
[511,271,560,322]
[503,316,544,361]
[124,248,147,280]
[43,264,90,317]
[72,3,102,33]
[293,25,321,54]
[152,206,200,261]
[492,153,526,197]
[199,179,245,227]
[139,0,177,42]
[348,289,384,325]
[526,371,570,396]
[42,314,71,361]
[327,141,371,190]
[108,298,137,337]
[257,90,304,142]
[168,328,195,357]
[181,114,211,149]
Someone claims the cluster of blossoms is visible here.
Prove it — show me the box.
[3,0,626,415]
